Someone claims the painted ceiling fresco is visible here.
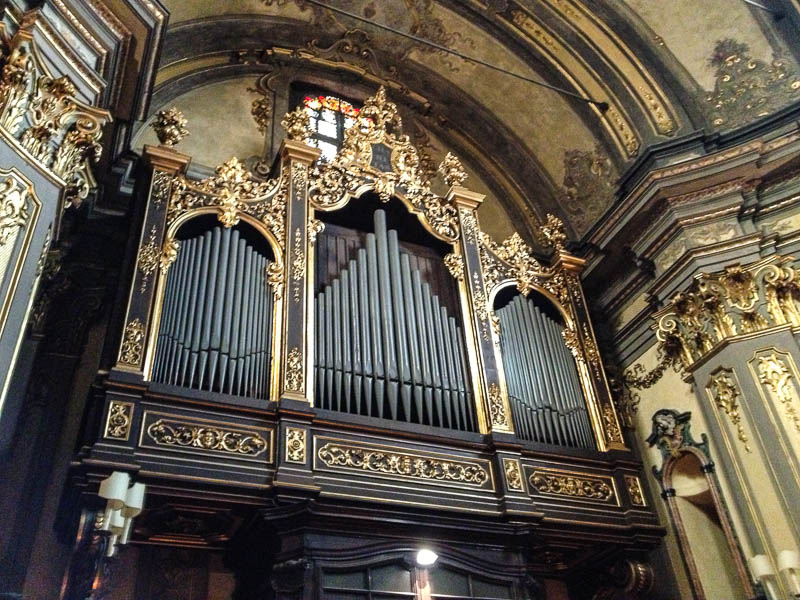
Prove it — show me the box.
[135,0,800,239]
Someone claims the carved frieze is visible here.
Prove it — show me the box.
[145,417,269,457]
[528,469,615,503]
[317,441,491,487]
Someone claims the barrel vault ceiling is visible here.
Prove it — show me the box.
[132,0,800,242]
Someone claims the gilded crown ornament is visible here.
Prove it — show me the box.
[151,107,189,147]
[541,214,567,251]
[438,152,468,188]
[281,107,312,142]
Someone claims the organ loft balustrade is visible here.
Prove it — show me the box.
[66,87,661,598]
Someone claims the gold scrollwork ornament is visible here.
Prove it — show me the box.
[286,427,306,463]
[285,346,303,392]
[758,353,800,434]
[529,470,614,502]
[119,319,145,367]
[146,419,267,456]
[708,371,751,451]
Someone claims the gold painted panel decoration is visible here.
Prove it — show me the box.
[503,457,523,491]
[286,427,306,463]
[707,370,751,452]
[145,417,268,456]
[528,468,615,503]
[104,400,134,441]
[118,318,145,368]
[317,441,491,487]
[285,346,303,392]
[625,475,645,506]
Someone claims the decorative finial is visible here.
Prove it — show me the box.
[281,108,312,142]
[541,213,567,251]
[438,152,468,188]
[248,87,273,133]
[151,107,189,147]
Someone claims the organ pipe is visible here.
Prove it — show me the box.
[314,210,477,432]
[153,226,274,399]
[497,294,594,448]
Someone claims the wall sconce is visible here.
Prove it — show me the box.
[778,550,800,598]
[750,554,779,600]
[97,472,146,557]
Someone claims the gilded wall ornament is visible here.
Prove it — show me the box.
[317,442,490,486]
[653,255,800,370]
[118,318,145,367]
[103,400,133,440]
[280,107,312,142]
[151,107,189,147]
[707,371,751,452]
[438,152,468,188]
[285,346,303,392]
[285,427,306,463]
[706,39,800,130]
[503,458,523,491]
[625,475,646,506]
[146,418,268,456]
[757,353,800,434]
[0,176,30,247]
[248,87,273,134]
[0,28,109,207]
[561,144,616,235]
[528,470,615,502]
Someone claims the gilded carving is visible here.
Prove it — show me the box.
[118,318,145,367]
[503,458,523,491]
[292,227,304,303]
[602,403,623,444]
[561,144,616,235]
[639,86,677,135]
[625,475,645,506]
[168,157,283,242]
[472,270,490,341]
[0,176,29,247]
[443,252,464,281]
[280,107,312,142]
[267,260,284,299]
[291,162,308,189]
[438,152,468,188]
[307,87,459,242]
[529,470,614,502]
[146,419,268,456]
[151,171,172,207]
[104,401,133,440]
[0,28,109,207]
[757,353,800,434]
[151,107,189,147]
[308,218,324,244]
[160,238,180,274]
[707,371,751,452]
[653,255,800,370]
[136,226,159,294]
[706,39,800,130]
[488,382,508,428]
[317,442,490,486]
[480,231,549,297]
[285,427,306,463]
[581,323,602,378]
[540,213,567,251]
[285,346,303,392]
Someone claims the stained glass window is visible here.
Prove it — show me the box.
[303,94,360,162]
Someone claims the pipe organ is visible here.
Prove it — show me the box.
[497,295,594,448]
[75,88,660,599]
[314,210,476,431]
[152,226,274,399]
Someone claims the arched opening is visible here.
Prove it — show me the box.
[493,287,594,449]
[665,451,751,600]
[313,194,476,431]
[150,215,278,400]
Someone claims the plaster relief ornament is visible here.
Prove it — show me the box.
[151,107,189,147]
[281,107,312,142]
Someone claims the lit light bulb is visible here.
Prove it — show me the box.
[416,549,438,566]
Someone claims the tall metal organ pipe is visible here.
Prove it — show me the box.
[497,294,594,448]
[314,210,476,432]
[152,225,274,399]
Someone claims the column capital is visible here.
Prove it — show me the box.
[448,186,485,210]
[280,139,322,164]
[142,145,191,174]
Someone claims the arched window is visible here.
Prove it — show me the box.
[302,93,360,162]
